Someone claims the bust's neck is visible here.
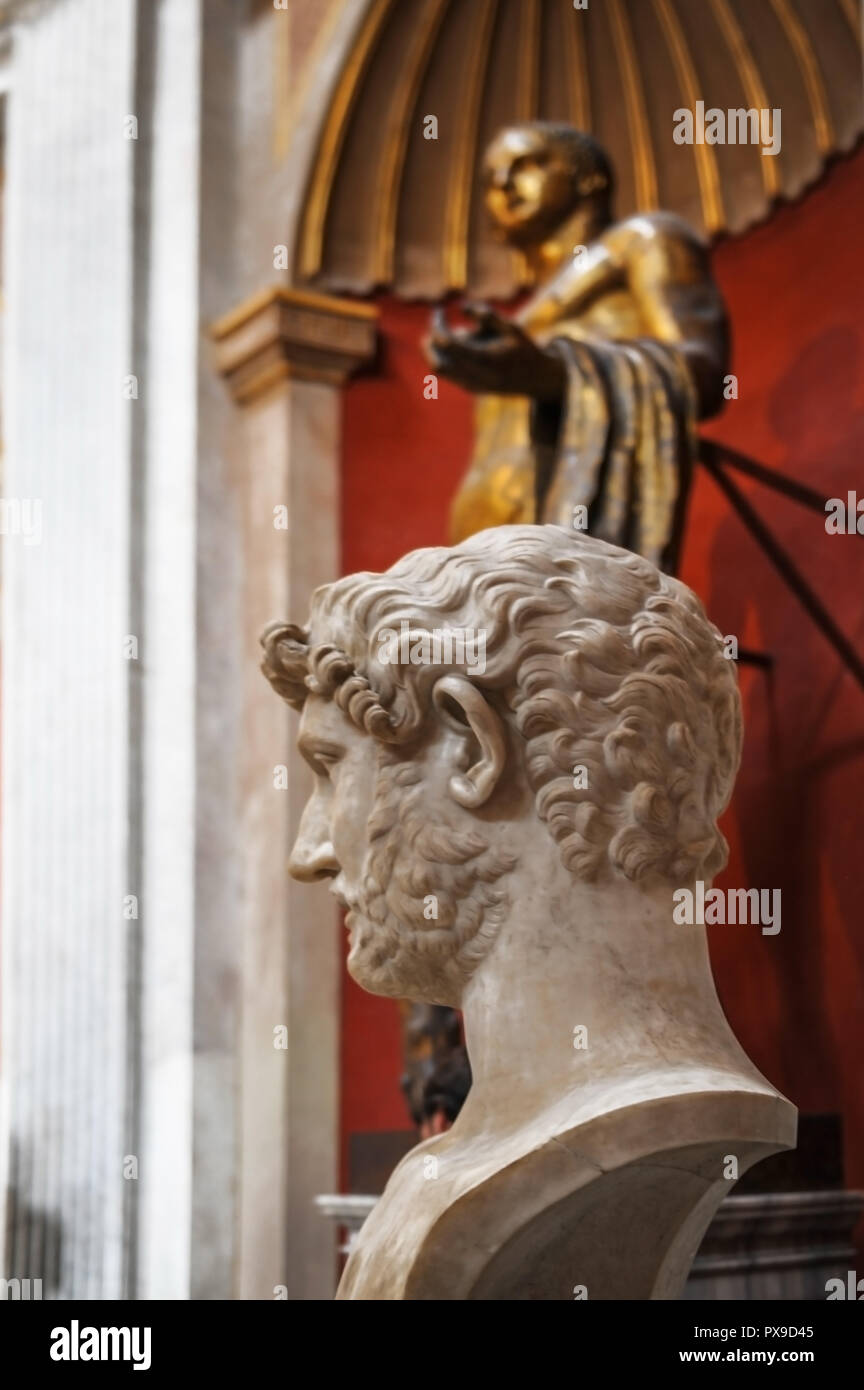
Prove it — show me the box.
[455,833,763,1137]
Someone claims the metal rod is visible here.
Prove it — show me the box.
[701,440,831,516]
[700,451,864,692]
[737,648,774,670]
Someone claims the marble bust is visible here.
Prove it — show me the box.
[261,525,795,1300]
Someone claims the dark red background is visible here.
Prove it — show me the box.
[340,148,864,1203]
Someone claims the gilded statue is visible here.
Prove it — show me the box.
[427,123,729,572]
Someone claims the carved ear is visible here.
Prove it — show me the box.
[432,675,507,809]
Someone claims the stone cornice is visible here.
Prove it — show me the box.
[211,285,378,403]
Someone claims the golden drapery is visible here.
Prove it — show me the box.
[450,335,698,575]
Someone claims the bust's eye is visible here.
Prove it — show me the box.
[299,738,345,779]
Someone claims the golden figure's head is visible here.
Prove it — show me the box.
[482,122,613,249]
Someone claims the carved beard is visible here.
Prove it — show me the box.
[345,753,516,1006]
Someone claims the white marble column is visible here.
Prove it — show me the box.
[0,0,139,1301]
[134,0,241,1304]
[0,0,244,1302]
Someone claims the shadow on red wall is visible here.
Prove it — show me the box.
[340,146,864,1208]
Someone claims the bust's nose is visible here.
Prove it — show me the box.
[289,800,339,883]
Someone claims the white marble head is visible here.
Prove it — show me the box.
[261,525,741,1006]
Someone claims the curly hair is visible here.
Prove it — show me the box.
[261,525,741,885]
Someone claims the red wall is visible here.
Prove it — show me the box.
[340,147,864,1195]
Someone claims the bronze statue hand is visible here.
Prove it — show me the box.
[425,302,565,399]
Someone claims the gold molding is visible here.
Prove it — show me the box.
[769,0,834,155]
[709,0,780,201]
[371,0,452,286]
[299,0,394,281]
[516,0,540,123]
[609,0,659,210]
[211,287,378,404]
[563,6,591,132]
[443,0,499,289]
[838,0,861,43]
[654,0,725,231]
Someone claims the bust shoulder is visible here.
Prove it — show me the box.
[337,1070,795,1301]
